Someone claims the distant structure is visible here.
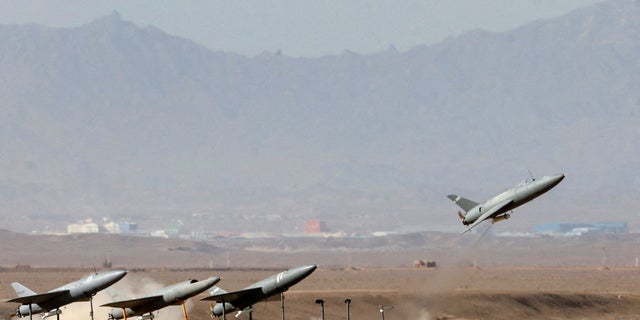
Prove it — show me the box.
[68,219,138,234]
[305,220,328,233]
[164,221,183,237]
[413,260,436,269]
[534,222,628,236]
[67,219,100,233]
[104,221,138,234]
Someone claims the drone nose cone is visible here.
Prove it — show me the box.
[549,174,565,185]
[106,270,128,281]
[302,265,317,275]
[204,276,221,286]
[96,270,127,288]
[291,265,317,279]
[536,174,564,191]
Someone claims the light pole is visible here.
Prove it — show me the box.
[280,293,285,320]
[315,299,325,320]
[379,305,393,320]
[344,299,351,320]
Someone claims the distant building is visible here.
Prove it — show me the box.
[103,221,119,233]
[163,221,184,237]
[305,220,328,233]
[150,230,169,238]
[68,218,138,234]
[534,222,628,236]
[118,222,138,233]
[67,220,100,233]
[103,221,138,234]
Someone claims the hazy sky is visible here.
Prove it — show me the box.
[0,0,605,56]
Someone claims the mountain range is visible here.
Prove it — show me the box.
[0,1,638,234]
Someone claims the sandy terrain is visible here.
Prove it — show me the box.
[2,231,640,319]
[2,267,640,320]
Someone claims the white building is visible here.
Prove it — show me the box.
[67,220,100,233]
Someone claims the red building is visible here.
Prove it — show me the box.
[305,220,327,233]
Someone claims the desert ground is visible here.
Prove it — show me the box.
[3,231,640,319]
[2,266,640,320]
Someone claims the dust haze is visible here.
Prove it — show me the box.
[0,1,639,235]
[60,274,193,320]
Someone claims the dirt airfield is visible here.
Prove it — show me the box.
[2,266,640,320]
[3,230,640,319]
